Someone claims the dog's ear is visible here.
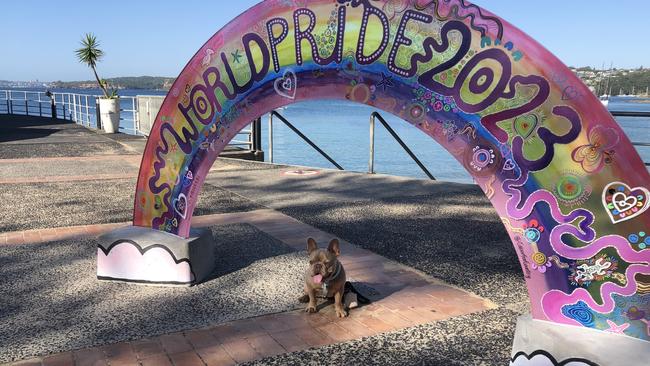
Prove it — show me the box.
[327,238,340,256]
[307,238,318,254]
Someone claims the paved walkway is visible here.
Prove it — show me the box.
[2,210,493,366]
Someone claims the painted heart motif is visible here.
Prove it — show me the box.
[513,114,538,139]
[274,70,297,99]
[503,159,516,171]
[173,193,188,219]
[602,182,650,224]
[612,192,637,212]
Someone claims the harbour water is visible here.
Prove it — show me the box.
[259,96,650,183]
[4,88,650,183]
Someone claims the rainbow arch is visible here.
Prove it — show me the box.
[131,0,650,345]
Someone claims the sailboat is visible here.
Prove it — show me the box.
[599,94,610,107]
[599,62,613,108]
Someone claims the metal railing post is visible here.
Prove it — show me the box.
[72,95,77,122]
[370,112,435,180]
[369,113,375,174]
[96,97,102,130]
[248,122,253,149]
[24,91,28,115]
[51,95,57,119]
[85,95,90,126]
[134,97,140,134]
[78,95,83,124]
[268,112,274,163]
[271,111,344,170]
[133,97,137,133]
[8,91,12,114]
[62,95,67,119]
[252,117,262,151]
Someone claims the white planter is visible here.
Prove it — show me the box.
[99,98,120,133]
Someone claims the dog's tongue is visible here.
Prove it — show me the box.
[312,274,323,284]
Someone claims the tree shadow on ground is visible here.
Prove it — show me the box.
[0,223,307,363]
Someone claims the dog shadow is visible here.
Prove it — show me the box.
[305,280,404,312]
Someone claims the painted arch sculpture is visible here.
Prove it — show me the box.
[116,0,650,361]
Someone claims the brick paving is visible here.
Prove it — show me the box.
[2,209,495,365]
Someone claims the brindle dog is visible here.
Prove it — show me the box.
[301,238,348,318]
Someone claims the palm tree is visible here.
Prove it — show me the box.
[75,33,111,98]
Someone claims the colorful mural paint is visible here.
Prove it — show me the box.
[132,0,650,342]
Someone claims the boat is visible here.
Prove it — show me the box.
[599,94,609,107]
[597,62,613,108]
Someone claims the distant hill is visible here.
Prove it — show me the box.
[51,76,175,90]
[569,66,650,96]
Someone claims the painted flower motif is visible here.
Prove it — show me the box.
[571,125,619,173]
[412,84,457,112]
[522,219,544,244]
[553,172,592,207]
[531,252,552,273]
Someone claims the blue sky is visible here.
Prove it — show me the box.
[1,0,647,81]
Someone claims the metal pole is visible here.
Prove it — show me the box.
[79,95,83,124]
[8,91,12,114]
[369,112,375,174]
[96,97,101,130]
[24,91,28,115]
[371,112,435,180]
[85,95,90,126]
[256,117,262,152]
[39,93,42,117]
[134,97,140,134]
[72,94,77,122]
[271,111,344,170]
[51,94,57,119]
[268,112,274,163]
[133,97,137,134]
[252,117,261,151]
[251,117,263,161]
[248,122,253,150]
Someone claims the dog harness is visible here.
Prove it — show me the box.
[320,262,342,298]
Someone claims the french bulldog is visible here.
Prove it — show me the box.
[302,237,348,318]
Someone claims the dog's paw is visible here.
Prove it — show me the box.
[336,308,348,318]
[305,305,317,313]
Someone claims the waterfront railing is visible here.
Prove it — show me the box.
[0,90,254,152]
[0,89,139,134]
[2,89,647,169]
